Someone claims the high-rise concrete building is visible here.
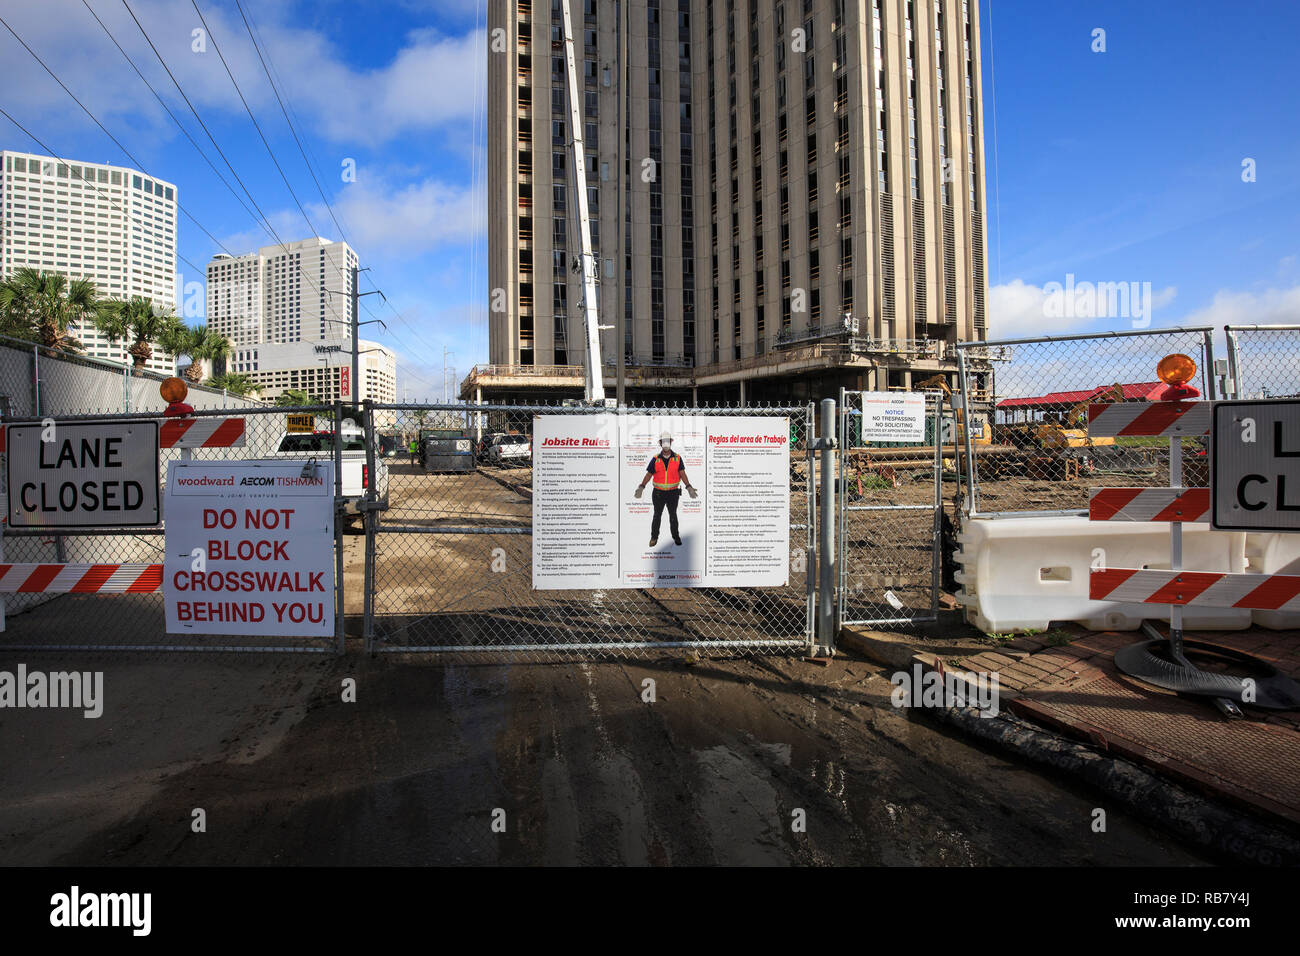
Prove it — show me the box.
[475,0,987,404]
[0,150,177,373]
[206,237,396,402]
[207,237,358,348]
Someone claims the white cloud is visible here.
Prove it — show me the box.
[988,277,1177,339]
[987,279,1052,339]
[208,169,484,264]
[0,0,484,147]
[327,172,485,259]
[1175,284,1300,328]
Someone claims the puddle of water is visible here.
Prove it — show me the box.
[692,744,790,866]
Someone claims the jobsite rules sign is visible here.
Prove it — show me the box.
[532,414,790,589]
[163,460,335,636]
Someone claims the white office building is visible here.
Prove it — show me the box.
[225,339,397,403]
[207,237,396,402]
[0,150,177,373]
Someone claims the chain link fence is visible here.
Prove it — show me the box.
[364,401,815,660]
[837,390,945,627]
[955,327,1217,517]
[0,404,346,652]
[0,333,267,418]
[1226,325,1300,400]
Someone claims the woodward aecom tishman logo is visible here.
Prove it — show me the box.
[50,887,151,936]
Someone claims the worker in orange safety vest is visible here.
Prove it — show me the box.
[633,431,698,546]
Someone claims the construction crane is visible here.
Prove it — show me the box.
[559,0,607,403]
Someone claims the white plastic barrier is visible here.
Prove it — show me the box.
[955,515,1250,633]
[1244,533,1300,630]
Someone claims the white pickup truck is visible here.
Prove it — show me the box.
[273,427,390,515]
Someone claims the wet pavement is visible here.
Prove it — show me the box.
[0,650,1209,866]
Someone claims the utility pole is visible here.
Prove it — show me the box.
[443,346,455,403]
[351,263,360,414]
[326,265,381,415]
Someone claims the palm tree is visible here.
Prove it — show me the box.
[159,322,232,385]
[275,388,316,406]
[95,295,182,371]
[0,267,102,352]
[206,372,256,396]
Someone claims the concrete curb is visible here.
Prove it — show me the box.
[929,703,1300,866]
[838,626,1300,865]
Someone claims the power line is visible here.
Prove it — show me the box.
[53,2,452,401]
[232,0,350,251]
[0,4,418,400]
[117,0,348,323]
[190,0,432,384]
[0,11,242,262]
[234,0,477,379]
[80,0,266,241]
[189,0,324,243]
[115,0,295,265]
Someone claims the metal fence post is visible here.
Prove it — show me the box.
[1224,326,1242,398]
[31,345,40,416]
[1201,329,1217,400]
[334,401,346,655]
[362,399,377,654]
[956,346,978,516]
[817,397,837,655]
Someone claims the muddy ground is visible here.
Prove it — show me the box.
[0,650,1206,866]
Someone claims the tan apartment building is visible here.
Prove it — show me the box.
[475,0,988,405]
[207,238,397,402]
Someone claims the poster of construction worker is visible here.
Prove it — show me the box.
[531,413,790,590]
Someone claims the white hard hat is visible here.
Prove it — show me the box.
[659,431,673,442]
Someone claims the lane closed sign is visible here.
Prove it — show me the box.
[1212,399,1300,532]
[5,421,160,528]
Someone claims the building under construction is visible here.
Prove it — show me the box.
[475,0,990,406]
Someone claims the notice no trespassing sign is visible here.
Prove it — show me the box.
[860,392,926,443]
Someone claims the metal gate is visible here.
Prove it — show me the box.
[836,390,944,627]
[361,401,816,658]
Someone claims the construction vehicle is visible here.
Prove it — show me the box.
[913,374,992,446]
[1036,383,1122,450]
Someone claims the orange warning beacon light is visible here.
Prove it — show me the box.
[160,376,194,417]
[1155,353,1199,401]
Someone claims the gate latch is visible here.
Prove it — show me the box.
[810,436,837,450]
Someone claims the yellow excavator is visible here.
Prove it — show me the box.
[913,374,991,446]
[1036,383,1122,450]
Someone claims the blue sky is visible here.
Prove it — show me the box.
[981,0,1300,337]
[1,0,1297,394]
